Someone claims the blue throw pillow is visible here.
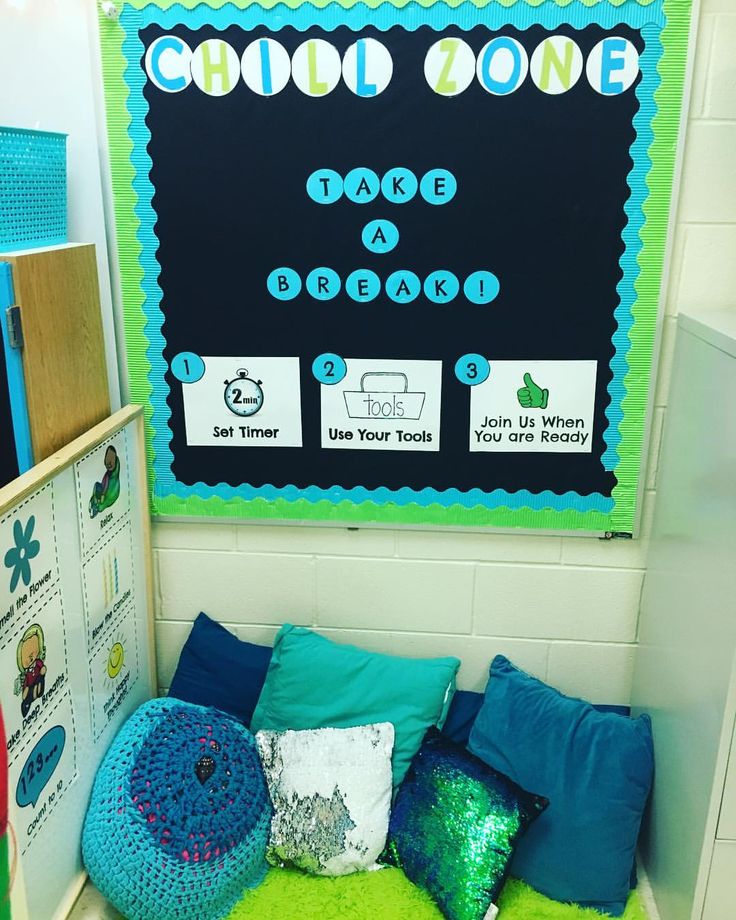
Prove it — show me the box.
[168,613,272,727]
[442,690,631,746]
[468,655,653,916]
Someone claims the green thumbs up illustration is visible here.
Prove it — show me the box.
[517,372,549,409]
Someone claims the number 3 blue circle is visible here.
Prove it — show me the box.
[171,352,205,383]
[455,354,490,386]
[312,353,347,385]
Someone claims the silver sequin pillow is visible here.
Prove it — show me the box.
[255,723,394,876]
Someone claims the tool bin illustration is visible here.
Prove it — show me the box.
[343,372,426,420]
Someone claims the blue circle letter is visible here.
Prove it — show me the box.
[346,269,381,302]
[306,169,343,204]
[464,271,500,304]
[386,270,421,304]
[344,168,380,204]
[267,267,302,300]
[381,168,418,204]
[420,169,457,205]
[306,268,341,300]
[362,219,399,254]
[424,270,459,304]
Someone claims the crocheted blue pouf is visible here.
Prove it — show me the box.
[82,698,272,920]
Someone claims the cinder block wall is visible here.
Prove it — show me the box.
[154,0,736,704]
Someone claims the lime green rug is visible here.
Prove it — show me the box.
[226,868,648,920]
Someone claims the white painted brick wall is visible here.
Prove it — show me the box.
[153,4,736,708]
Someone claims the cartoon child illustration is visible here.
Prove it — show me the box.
[89,445,121,519]
[14,623,47,719]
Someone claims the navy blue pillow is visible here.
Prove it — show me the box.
[441,690,485,744]
[468,656,653,916]
[168,612,272,726]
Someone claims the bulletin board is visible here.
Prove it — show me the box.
[99,0,693,533]
[0,406,155,920]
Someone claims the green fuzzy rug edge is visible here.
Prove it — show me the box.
[226,868,649,920]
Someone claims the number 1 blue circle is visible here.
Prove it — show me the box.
[312,353,347,385]
[171,352,205,383]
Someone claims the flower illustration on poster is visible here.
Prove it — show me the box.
[4,515,40,592]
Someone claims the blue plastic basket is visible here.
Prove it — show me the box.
[0,126,67,252]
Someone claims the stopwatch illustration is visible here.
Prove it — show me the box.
[223,369,264,417]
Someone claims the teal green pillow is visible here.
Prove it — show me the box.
[251,625,460,787]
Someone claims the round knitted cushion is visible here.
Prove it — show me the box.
[82,698,272,920]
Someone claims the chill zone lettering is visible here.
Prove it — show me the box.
[145,34,641,98]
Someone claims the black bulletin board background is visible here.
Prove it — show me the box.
[142,23,642,497]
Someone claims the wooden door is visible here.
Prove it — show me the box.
[0,244,110,462]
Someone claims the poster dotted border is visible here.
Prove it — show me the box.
[4,588,72,766]
[17,686,78,856]
[74,429,132,560]
[78,472,140,737]
[2,482,78,855]
[81,515,135,655]
[72,423,142,741]
[87,598,140,743]
[0,482,60,614]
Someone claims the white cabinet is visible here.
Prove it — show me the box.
[718,731,736,841]
[702,842,736,920]
[631,310,736,920]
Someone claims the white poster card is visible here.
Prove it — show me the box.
[87,608,139,742]
[8,689,77,855]
[0,483,59,629]
[469,360,598,453]
[74,428,131,557]
[82,520,135,654]
[181,355,304,447]
[2,590,70,762]
[320,358,442,452]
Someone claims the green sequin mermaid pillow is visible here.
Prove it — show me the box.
[382,729,548,920]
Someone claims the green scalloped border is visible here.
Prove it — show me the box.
[609,0,691,531]
[99,0,692,531]
[151,491,614,529]
[99,12,151,439]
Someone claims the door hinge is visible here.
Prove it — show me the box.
[5,305,23,348]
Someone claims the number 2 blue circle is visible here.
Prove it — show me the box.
[312,353,347,385]
[171,352,205,383]
[455,354,490,386]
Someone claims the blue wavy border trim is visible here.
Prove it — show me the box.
[602,19,661,469]
[169,480,616,511]
[120,0,665,513]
